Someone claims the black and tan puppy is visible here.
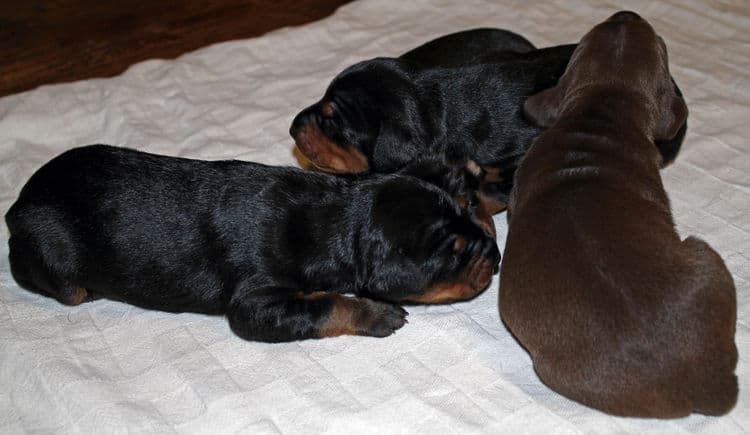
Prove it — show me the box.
[499,12,737,417]
[290,29,687,213]
[6,145,500,343]
[399,27,535,67]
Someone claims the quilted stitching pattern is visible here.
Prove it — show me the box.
[1,0,748,432]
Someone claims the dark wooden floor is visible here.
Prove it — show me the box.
[0,0,353,97]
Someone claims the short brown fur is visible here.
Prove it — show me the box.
[499,11,737,418]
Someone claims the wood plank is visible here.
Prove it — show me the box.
[0,0,352,96]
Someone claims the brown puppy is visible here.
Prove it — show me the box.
[499,12,737,417]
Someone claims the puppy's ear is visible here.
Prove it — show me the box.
[373,123,424,171]
[523,86,563,127]
[654,95,688,142]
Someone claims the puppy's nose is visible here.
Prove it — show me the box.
[609,11,642,22]
[476,236,501,267]
[483,239,502,274]
[289,106,315,138]
[472,216,496,239]
[289,116,304,138]
[488,241,501,268]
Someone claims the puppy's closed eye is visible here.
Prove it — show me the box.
[453,235,467,253]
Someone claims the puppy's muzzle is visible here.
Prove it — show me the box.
[404,235,500,304]
[290,106,369,173]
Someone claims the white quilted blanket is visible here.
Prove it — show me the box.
[1,0,747,433]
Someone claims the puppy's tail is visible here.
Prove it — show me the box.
[680,236,738,416]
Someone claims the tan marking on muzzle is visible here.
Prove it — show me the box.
[292,122,369,173]
[403,253,495,304]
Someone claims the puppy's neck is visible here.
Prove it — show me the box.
[551,86,661,157]
[527,86,665,176]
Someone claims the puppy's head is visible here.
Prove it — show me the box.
[523,11,688,143]
[290,58,428,174]
[363,174,500,304]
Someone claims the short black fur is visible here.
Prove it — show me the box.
[6,145,499,342]
[290,28,688,210]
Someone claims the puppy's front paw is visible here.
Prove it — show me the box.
[358,300,408,337]
[317,296,408,338]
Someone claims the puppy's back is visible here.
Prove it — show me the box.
[502,231,738,417]
[4,145,308,311]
